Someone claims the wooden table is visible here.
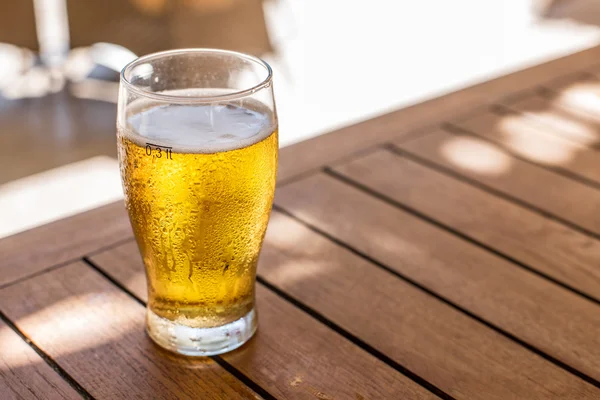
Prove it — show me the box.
[3,47,600,399]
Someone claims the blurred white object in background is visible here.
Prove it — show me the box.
[33,0,70,68]
[0,41,136,100]
[64,43,136,103]
[0,42,64,99]
[89,43,138,73]
[2,65,63,99]
[64,42,139,83]
[0,44,35,90]
[62,47,96,82]
[0,0,136,100]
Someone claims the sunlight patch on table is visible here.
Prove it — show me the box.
[498,115,577,165]
[266,212,312,246]
[440,136,512,176]
[0,325,40,370]
[555,81,600,115]
[524,110,598,146]
[263,212,326,285]
[262,253,327,285]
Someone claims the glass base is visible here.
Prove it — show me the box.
[146,308,257,356]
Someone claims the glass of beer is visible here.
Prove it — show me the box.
[117,49,277,356]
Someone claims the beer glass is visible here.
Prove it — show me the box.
[117,49,278,356]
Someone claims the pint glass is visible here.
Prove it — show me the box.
[117,49,277,356]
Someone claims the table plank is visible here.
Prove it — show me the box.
[332,148,600,302]
[0,202,131,288]
[397,129,600,236]
[277,45,600,183]
[500,93,600,147]
[0,262,261,400]
[452,107,600,185]
[89,229,600,400]
[90,244,435,400]
[0,319,81,400]
[275,173,600,386]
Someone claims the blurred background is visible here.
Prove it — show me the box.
[2,0,600,237]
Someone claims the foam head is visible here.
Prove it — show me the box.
[121,96,275,154]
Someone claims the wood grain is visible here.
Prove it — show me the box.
[0,262,260,400]
[0,201,132,288]
[332,148,600,301]
[275,173,600,385]
[453,107,600,185]
[277,45,600,183]
[0,319,80,400]
[397,129,600,236]
[90,243,435,400]
[500,93,600,147]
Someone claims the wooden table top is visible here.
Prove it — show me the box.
[3,47,600,399]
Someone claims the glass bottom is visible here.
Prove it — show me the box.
[146,307,257,356]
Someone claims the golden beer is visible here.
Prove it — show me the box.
[118,48,277,356]
[118,103,277,332]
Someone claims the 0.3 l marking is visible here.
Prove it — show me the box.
[145,142,173,159]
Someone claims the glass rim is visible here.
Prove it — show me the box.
[120,48,273,103]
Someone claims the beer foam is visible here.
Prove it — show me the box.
[121,95,275,154]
